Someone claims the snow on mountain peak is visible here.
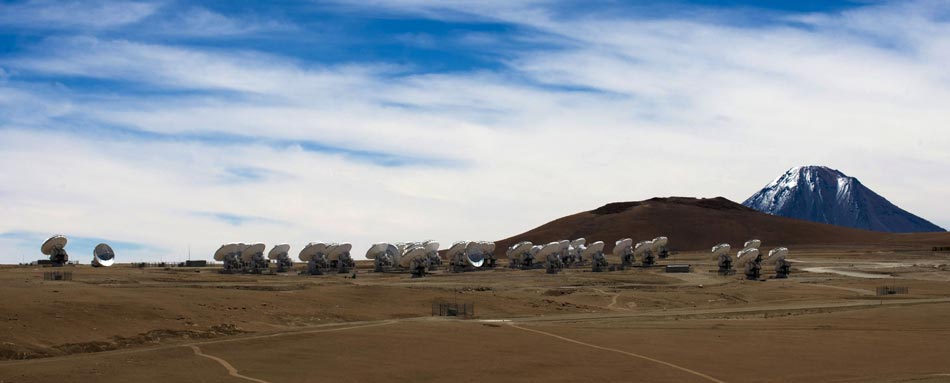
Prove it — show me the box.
[743,166,945,233]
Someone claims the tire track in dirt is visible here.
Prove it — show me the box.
[592,288,629,310]
[190,345,272,383]
[0,320,399,367]
[197,320,398,347]
[509,323,728,383]
[509,297,950,324]
[800,282,875,296]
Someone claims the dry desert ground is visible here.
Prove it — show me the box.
[2,248,950,383]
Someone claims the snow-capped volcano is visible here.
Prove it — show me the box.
[743,166,945,233]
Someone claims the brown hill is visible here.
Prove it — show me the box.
[495,197,950,255]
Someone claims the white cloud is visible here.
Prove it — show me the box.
[0,1,297,38]
[1,1,949,263]
[0,0,158,30]
[153,6,298,37]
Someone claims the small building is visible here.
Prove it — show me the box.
[665,264,691,273]
[184,260,208,267]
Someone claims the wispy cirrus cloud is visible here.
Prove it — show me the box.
[0,1,948,263]
[0,0,159,30]
[155,7,298,37]
[0,1,297,38]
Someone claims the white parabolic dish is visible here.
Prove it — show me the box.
[268,244,291,260]
[328,243,352,261]
[652,236,668,249]
[466,256,484,268]
[612,238,633,256]
[465,247,485,268]
[299,242,326,262]
[399,247,428,268]
[539,242,561,260]
[446,241,469,259]
[365,243,391,259]
[213,243,238,262]
[530,245,542,256]
[41,235,68,255]
[736,248,760,265]
[386,244,400,263]
[767,247,789,262]
[241,243,266,262]
[571,238,586,249]
[558,240,570,252]
[508,241,533,258]
[711,243,731,257]
[634,240,653,256]
[464,241,479,253]
[582,241,605,259]
[477,241,495,256]
[92,243,115,267]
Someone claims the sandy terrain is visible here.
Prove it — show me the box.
[2,248,950,382]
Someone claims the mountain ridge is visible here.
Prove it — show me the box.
[494,196,949,257]
[743,166,944,233]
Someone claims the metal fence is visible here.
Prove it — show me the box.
[432,302,475,317]
[876,286,909,296]
[43,271,72,281]
[933,246,950,252]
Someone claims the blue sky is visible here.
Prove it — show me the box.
[1,0,948,263]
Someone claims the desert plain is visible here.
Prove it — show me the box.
[2,247,950,383]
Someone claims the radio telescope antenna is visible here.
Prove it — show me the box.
[561,238,587,267]
[529,245,542,269]
[268,244,293,273]
[233,243,248,272]
[539,242,563,274]
[736,247,762,280]
[464,242,486,269]
[507,241,534,270]
[454,241,493,269]
[462,241,494,268]
[299,242,329,275]
[366,243,397,272]
[241,243,268,274]
[327,243,354,274]
[635,240,655,267]
[444,241,468,272]
[566,238,586,267]
[743,239,761,249]
[554,240,570,267]
[91,243,115,267]
[612,238,634,270]
[767,247,790,278]
[41,235,69,267]
[213,244,231,262]
[651,236,669,259]
[711,243,733,275]
[214,243,243,273]
[582,241,607,272]
[387,243,402,268]
[423,240,442,270]
[399,241,420,271]
[399,246,430,278]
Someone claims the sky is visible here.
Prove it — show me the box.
[1,0,948,264]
